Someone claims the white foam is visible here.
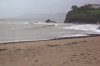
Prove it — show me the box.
[60,34,89,38]
[0,22,31,24]
[34,21,58,26]
[62,24,100,33]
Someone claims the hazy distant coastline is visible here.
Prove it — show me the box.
[0,13,66,23]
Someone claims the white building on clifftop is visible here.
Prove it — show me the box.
[90,4,100,8]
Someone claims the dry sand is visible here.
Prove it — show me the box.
[0,36,100,66]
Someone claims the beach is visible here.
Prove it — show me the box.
[0,0,100,66]
[0,36,100,66]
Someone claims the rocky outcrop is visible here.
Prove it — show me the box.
[45,19,56,23]
[64,5,100,24]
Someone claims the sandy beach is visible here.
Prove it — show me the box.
[0,36,100,66]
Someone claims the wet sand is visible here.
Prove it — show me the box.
[0,36,100,66]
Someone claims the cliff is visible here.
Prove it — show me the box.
[64,5,100,24]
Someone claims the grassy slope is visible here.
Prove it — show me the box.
[87,10,100,15]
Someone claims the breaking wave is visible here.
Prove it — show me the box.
[61,24,100,34]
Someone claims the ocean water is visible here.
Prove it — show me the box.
[0,20,100,43]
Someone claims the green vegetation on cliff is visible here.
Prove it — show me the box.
[64,4,100,23]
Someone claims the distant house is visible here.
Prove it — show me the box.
[89,4,100,8]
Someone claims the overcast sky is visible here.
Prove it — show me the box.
[0,0,100,18]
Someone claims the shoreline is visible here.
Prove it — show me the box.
[0,34,100,45]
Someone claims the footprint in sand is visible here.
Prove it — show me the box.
[47,45,60,47]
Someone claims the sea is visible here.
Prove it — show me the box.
[0,19,100,43]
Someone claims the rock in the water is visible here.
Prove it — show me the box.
[97,26,100,29]
[45,19,56,23]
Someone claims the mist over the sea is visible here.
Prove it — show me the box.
[0,0,100,18]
